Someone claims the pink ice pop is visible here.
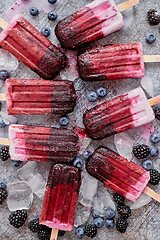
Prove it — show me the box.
[40,164,81,231]
[83,87,155,140]
[9,124,79,162]
[86,146,150,202]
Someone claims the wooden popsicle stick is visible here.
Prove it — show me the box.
[50,229,58,240]
[0,17,8,29]
[143,186,160,202]
[0,138,10,146]
[143,55,160,62]
[117,0,139,12]
[148,95,160,106]
[0,93,6,101]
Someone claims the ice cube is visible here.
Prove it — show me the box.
[17,162,46,198]
[0,49,19,72]
[114,132,133,161]
[78,169,98,207]
[131,193,152,210]
[92,196,105,217]
[74,204,91,227]
[0,111,18,125]
[6,181,33,212]
[140,76,154,98]
[96,184,116,211]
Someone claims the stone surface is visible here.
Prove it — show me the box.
[0,0,160,239]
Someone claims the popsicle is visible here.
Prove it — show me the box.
[86,146,160,202]
[0,15,66,79]
[40,164,81,233]
[55,0,140,49]
[3,79,76,115]
[83,87,159,140]
[6,124,79,162]
[78,42,160,81]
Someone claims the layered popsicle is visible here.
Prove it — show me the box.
[55,0,124,49]
[86,146,150,202]
[5,79,76,115]
[78,42,145,80]
[0,15,66,79]
[9,124,79,162]
[83,87,155,140]
[40,164,81,231]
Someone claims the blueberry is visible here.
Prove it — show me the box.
[82,149,91,159]
[146,33,156,44]
[0,118,6,128]
[75,226,85,238]
[41,27,50,37]
[87,91,98,102]
[105,219,115,229]
[150,132,160,143]
[73,156,84,168]
[142,159,153,171]
[59,115,70,126]
[105,208,116,219]
[29,7,39,16]
[96,87,107,97]
[150,146,159,156]
[0,70,10,81]
[12,160,22,168]
[93,217,105,228]
[58,230,65,236]
[48,0,57,3]
[48,11,57,20]
[0,180,6,190]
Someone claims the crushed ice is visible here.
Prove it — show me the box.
[0,49,19,72]
[140,76,154,97]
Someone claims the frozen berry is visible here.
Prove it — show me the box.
[0,188,7,204]
[29,7,39,16]
[96,87,107,97]
[48,0,57,3]
[82,149,92,159]
[150,132,160,144]
[84,224,97,238]
[113,193,125,205]
[105,208,116,219]
[146,33,156,44]
[87,91,98,102]
[116,217,128,233]
[147,9,160,25]
[93,217,105,228]
[105,219,115,229]
[117,205,131,219]
[0,70,10,81]
[0,146,10,161]
[73,156,84,168]
[133,144,150,159]
[48,11,57,20]
[41,27,50,37]
[59,115,70,126]
[150,146,159,156]
[154,107,160,120]
[9,210,27,228]
[149,169,160,185]
[28,218,41,232]
[142,159,153,171]
[75,226,85,238]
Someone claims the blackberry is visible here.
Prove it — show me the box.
[113,193,125,205]
[117,205,131,219]
[149,169,160,185]
[133,144,150,159]
[84,224,97,238]
[116,217,128,233]
[0,188,7,204]
[28,218,41,232]
[37,227,51,240]
[9,210,27,228]
[0,146,10,161]
[154,107,160,120]
[147,9,160,25]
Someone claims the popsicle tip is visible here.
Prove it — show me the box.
[50,229,58,240]
[117,0,140,12]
